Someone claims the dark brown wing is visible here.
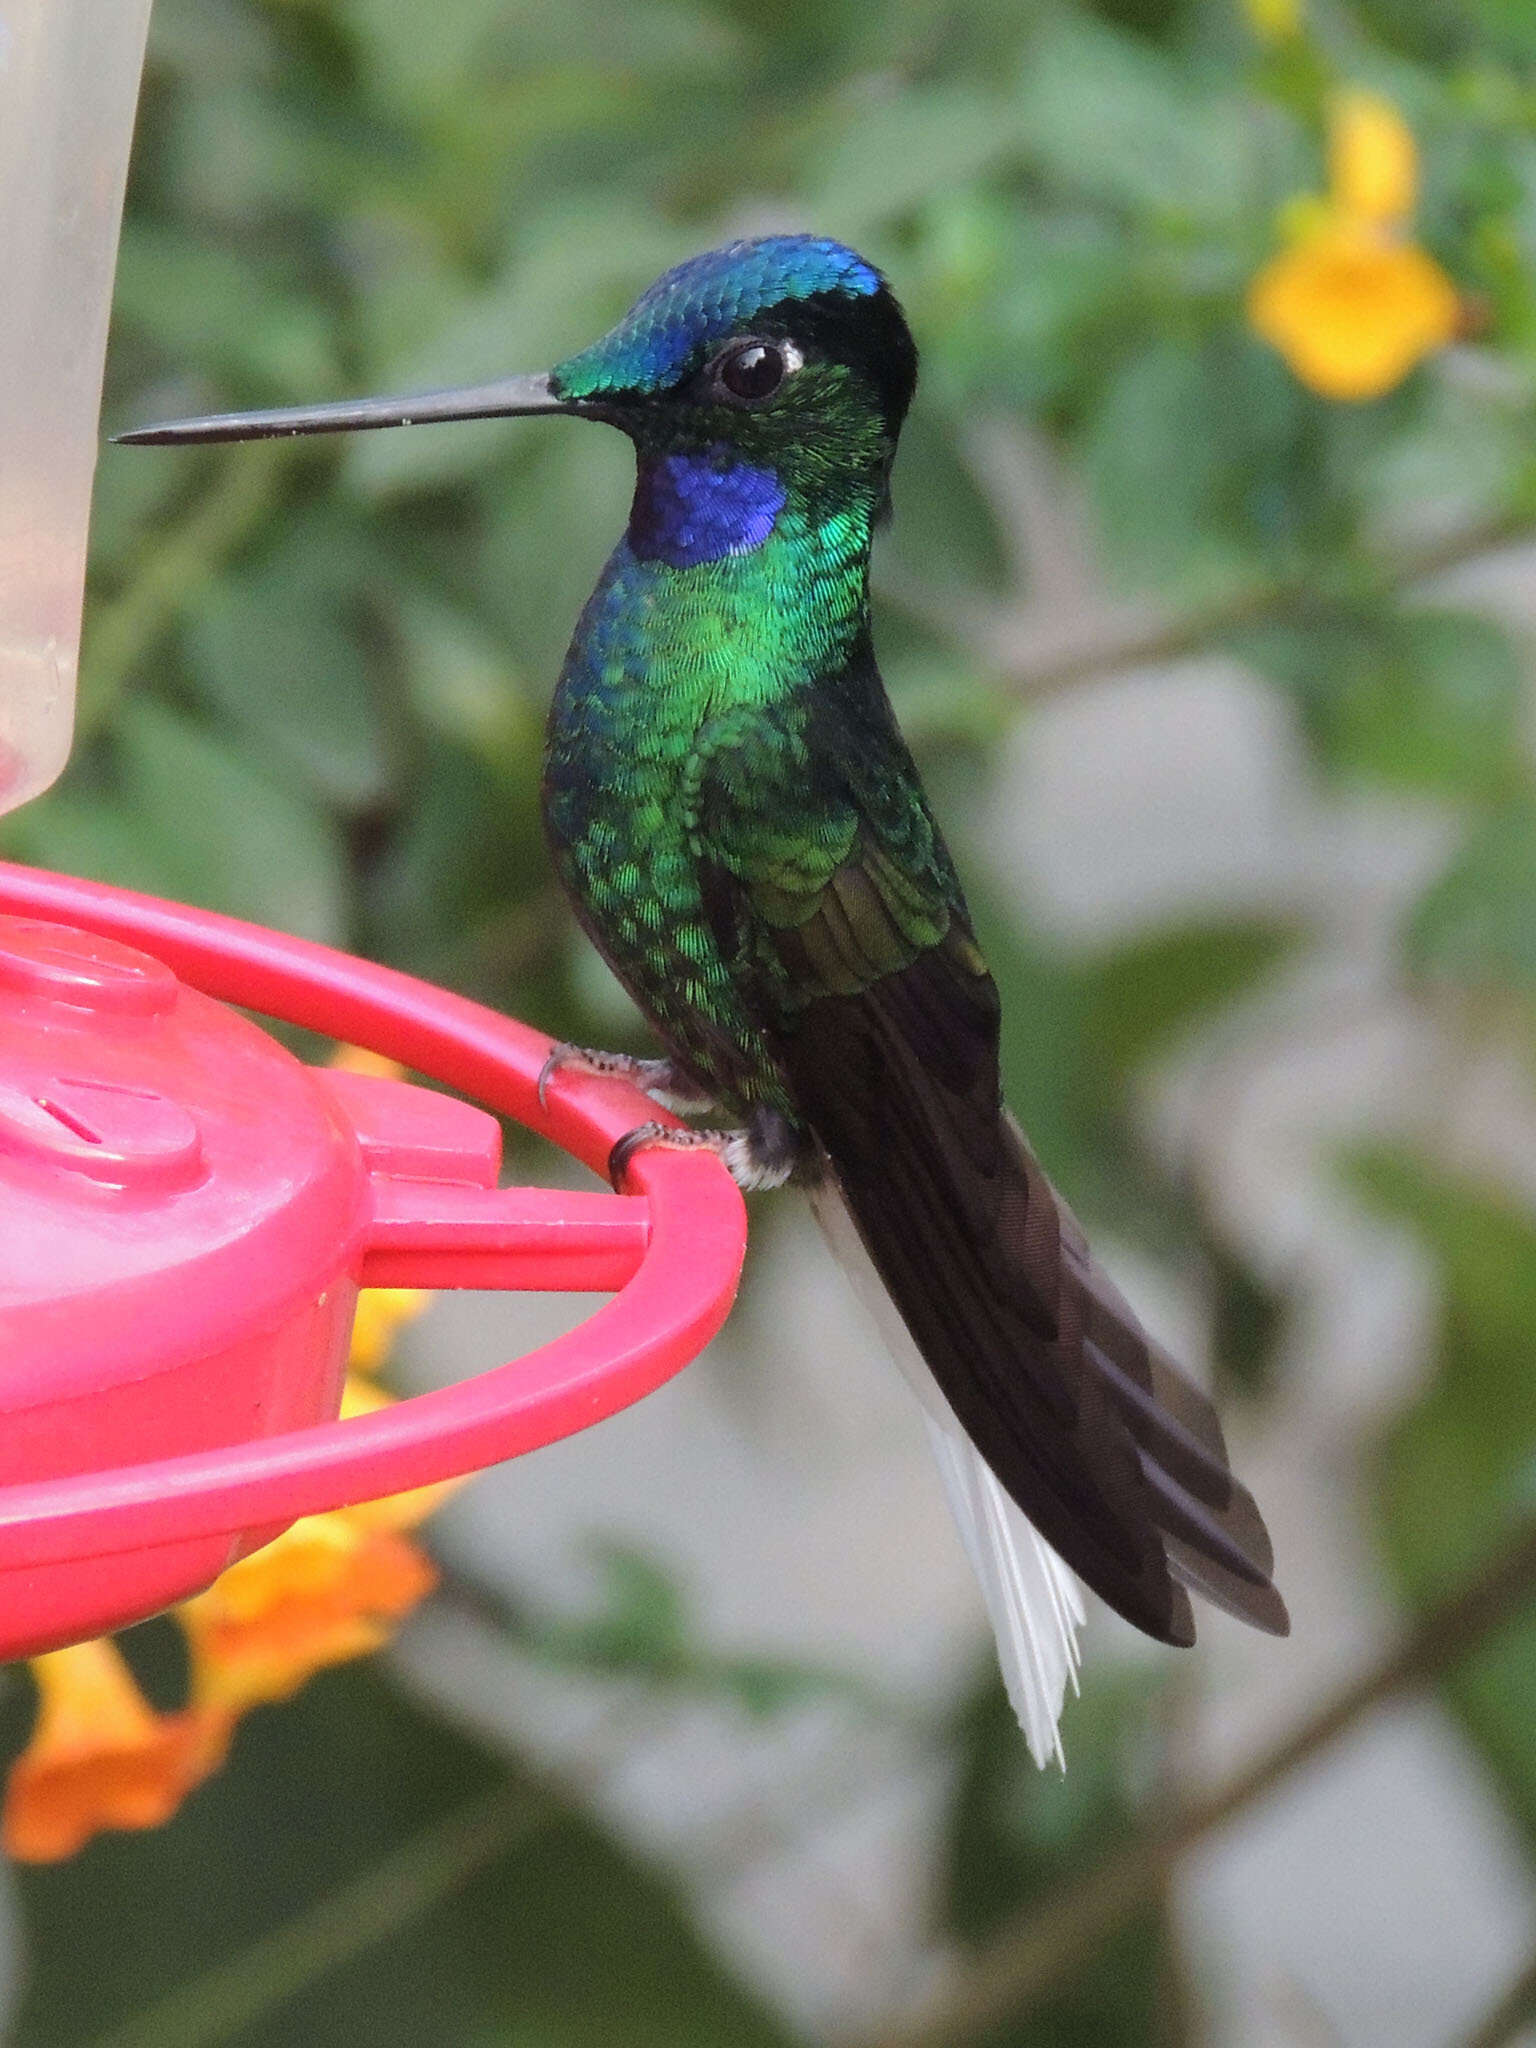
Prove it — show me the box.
[687,680,1287,1647]
[757,841,1287,1644]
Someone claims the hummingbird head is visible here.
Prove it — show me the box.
[117,234,917,511]
[550,237,917,481]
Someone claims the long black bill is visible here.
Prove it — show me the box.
[114,371,573,446]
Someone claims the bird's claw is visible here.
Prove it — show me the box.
[538,1042,712,1116]
[536,1042,574,1114]
[607,1120,672,1189]
[537,1041,643,1113]
[607,1119,799,1194]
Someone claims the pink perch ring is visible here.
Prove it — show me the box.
[0,861,746,1656]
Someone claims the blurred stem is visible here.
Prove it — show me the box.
[83,1781,539,2048]
[1455,1946,1536,2048]
[862,1520,1536,2048]
[78,442,292,742]
[1015,508,1536,698]
[893,507,1536,702]
[1151,1673,1203,2048]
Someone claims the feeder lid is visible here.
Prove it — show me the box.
[0,912,501,1396]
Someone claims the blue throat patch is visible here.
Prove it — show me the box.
[628,450,786,568]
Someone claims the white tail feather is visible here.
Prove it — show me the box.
[809,1181,1085,1768]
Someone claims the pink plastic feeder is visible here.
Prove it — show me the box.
[0,864,746,1658]
[0,3,747,1661]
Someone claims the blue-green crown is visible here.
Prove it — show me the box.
[551,236,884,402]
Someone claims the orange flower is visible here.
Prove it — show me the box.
[3,1640,230,1862]
[1248,91,1460,400]
[2,1057,456,1859]
[177,1378,454,1717]
[181,1512,438,1717]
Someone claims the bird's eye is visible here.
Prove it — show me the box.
[716,341,791,403]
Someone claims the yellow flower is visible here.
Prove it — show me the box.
[1329,90,1418,226]
[338,1375,463,1529]
[1248,90,1460,400]
[327,1046,434,1377]
[1248,218,1460,401]
[3,1641,229,1862]
[1242,0,1301,42]
[348,1286,431,1376]
[329,1043,408,1082]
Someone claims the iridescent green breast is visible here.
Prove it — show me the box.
[540,448,879,1118]
[545,567,806,1116]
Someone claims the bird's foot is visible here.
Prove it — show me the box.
[536,1042,713,1115]
[608,1110,801,1195]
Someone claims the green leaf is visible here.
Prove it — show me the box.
[387,588,536,765]
[112,223,343,397]
[943,1666,1174,2040]
[801,83,1031,231]
[1359,378,1530,547]
[342,207,685,499]
[1083,327,1314,593]
[514,1543,886,1721]
[938,210,1130,413]
[1246,608,1526,798]
[363,734,551,991]
[348,0,738,105]
[471,430,634,686]
[964,876,1100,1211]
[1375,612,1526,797]
[8,1661,797,2048]
[1205,1228,1288,1400]
[1081,342,1234,591]
[1014,15,1256,222]
[159,82,393,225]
[969,875,1299,1231]
[1351,1148,1536,1848]
[145,0,273,84]
[1080,920,1298,1077]
[560,1544,689,1669]
[85,448,190,580]
[10,702,349,944]
[1408,796,1536,989]
[182,514,393,813]
[880,402,1012,600]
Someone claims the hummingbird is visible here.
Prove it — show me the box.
[122,235,1288,1762]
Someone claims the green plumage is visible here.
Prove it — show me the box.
[542,461,951,1139]
[535,239,1286,1650]
[126,233,1288,1731]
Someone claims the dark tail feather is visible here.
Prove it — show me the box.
[777,928,1288,1650]
[811,1177,1085,1769]
[1053,1186,1284,1628]
[807,1037,1288,1643]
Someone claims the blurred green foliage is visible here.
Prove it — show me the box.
[5,0,1536,2040]
[1356,1153,1536,1848]
[3,1659,797,2048]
